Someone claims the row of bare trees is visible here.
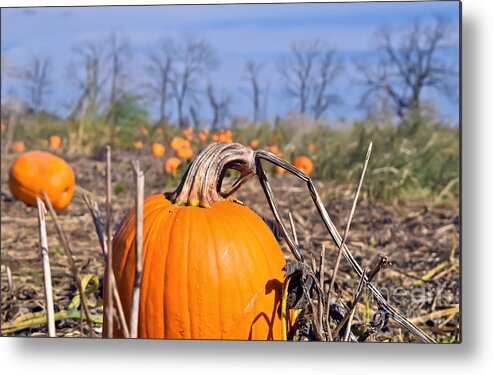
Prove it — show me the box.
[2,16,458,127]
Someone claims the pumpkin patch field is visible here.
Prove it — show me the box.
[0,121,459,342]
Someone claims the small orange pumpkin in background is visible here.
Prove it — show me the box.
[164,157,181,175]
[9,151,75,210]
[49,135,62,150]
[198,130,208,142]
[151,143,165,157]
[293,155,313,176]
[170,136,190,151]
[155,128,163,135]
[307,141,316,152]
[1,122,7,131]
[248,140,259,149]
[133,141,144,150]
[139,125,149,136]
[265,145,282,156]
[10,141,26,153]
[274,165,286,175]
[176,147,193,159]
[183,127,193,141]
[212,129,233,143]
[104,142,285,340]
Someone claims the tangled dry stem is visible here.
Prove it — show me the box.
[182,142,435,343]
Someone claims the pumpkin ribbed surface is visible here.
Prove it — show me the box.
[9,150,75,210]
[105,194,285,339]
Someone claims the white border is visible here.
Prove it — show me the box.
[2,0,493,373]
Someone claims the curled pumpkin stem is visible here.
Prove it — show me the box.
[171,142,256,207]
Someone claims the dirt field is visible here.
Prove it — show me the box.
[0,149,460,342]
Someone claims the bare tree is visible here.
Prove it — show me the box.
[355,16,458,119]
[206,83,231,129]
[1,54,11,104]
[243,61,264,123]
[67,39,108,120]
[279,40,342,119]
[19,55,53,114]
[312,49,343,120]
[143,37,175,125]
[171,35,217,128]
[279,41,316,114]
[189,104,200,129]
[106,31,132,122]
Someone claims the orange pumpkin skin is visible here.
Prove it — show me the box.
[170,136,190,151]
[151,143,165,157]
[274,165,286,175]
[139,126,149,136]
[198,131,208,142]
[9,151,75,210]
[248,140,259,149]
[293,156,314,176]
[104,194,286,340]
[11,141,26,153]
[164,157,181,174]
[176,147,193,159]
[49,135,62,150]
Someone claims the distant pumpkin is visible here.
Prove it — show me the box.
[49,135,62,150]
[10,141,26,153]
[176,147,193,159]
[164,157,182,175]
[134,141,144,150]
[151,143,165,157]
[307,142,316,152]
[139,126,149,136]
[265,145,281,156]
[198,131,208,142]
[293,156,313,176]
[9,151,75,210]
[274,165,286,175]
[183,127,193,141]
[1,122,6,131]
[212,129,233,143]
[248,140,259,149]
[170,136,190,151]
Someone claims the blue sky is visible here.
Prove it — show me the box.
[1,1,460,125]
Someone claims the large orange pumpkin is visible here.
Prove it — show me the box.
[9,151,75,210]
[104,143,286,340]
[293,156,313,176]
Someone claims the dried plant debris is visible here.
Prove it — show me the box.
[0,150,460,342]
